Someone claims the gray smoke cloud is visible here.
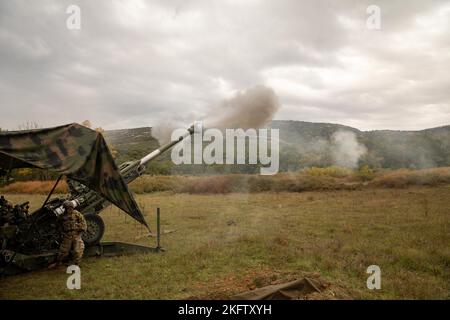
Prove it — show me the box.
[153,85,280,144]
[204,85,280,130]
[330,130,367,169]
[151,118,187,145]
[274,124,367,170]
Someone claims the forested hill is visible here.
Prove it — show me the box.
[104,121,450,173]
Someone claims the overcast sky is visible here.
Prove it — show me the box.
[0,0,449,131]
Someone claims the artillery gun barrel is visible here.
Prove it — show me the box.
[139,125,194,166]
[120,124,195,183]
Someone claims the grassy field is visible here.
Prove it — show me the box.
[1,186,449,299]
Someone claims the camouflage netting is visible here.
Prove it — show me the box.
[0,123,147,227]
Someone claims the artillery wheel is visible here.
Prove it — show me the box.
[82,214,105,246]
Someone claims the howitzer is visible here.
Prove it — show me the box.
[54,124,196,245]
[0,124,195,267]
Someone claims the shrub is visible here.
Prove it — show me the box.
[370,167,450,188]
[129,176,177,193]
[248,176,274,192]
[178,175,237,194]
[355,165,375,181]
[2,167,450,195]
[303,166,352,178]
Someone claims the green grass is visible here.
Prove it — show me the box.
[1,186,449,299]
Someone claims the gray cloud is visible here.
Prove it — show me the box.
[0,0,449,131]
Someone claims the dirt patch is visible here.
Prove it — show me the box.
[188,270,351,300]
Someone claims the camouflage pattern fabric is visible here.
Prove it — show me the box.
[60,209,87,233]
[0,123,147,226]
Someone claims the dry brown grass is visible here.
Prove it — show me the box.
[1,186,449,299]
[2,167,450,195]
[129,175,178,193]
[0,180,68,194]
[371,167,450,188]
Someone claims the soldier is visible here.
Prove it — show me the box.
[49,200,87,268]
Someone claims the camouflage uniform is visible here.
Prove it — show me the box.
[56,209,87,265]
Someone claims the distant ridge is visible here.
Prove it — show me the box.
[105,120,450,172]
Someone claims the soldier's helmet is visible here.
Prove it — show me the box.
[63,200,75,209]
